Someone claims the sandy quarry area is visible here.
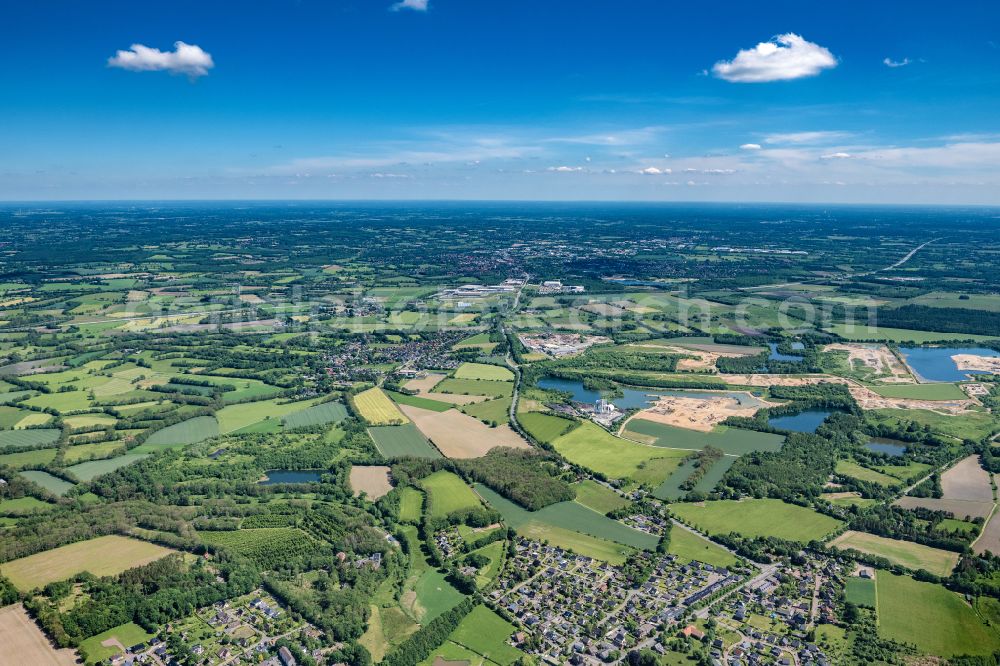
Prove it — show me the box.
[717,373,976,414]
[635,393,772,432]
[953,354,1000,374]
[520,333,612,358]
[630,344,757,371]
[350,465,394,499]
[824,343,914,382]
[0,604,78,666]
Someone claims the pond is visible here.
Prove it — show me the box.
[768,342,804,362]
[898,346,1000,382]
[768,409,837,433]
[537,376,768,409]
[259,469,323,485]
[865,438,907,457]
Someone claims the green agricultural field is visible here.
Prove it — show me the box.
[669,499,843,543]
[845,576,876,608]
[63,441,125,464]
[369,423,442,458]
[460,396,511,425]
[667,526,739,568]
[869,383,967,400]
[0,428,60,449]
[78,622,154,664]
[518,412,577,443]
[453,332,498,352]
[867,408,998,442]
[398,526,465,622]
[282,400,349,428]
[423,470,482,519]
[826,324,995,343]
[552,421,687,481]
[828,531,959,576]
[652,459,700,501]
[835,460,901,487]
[66,453,149,481]
[18,470,75,496]
[434,377,514,398]
[387,390,453,412]
[0,535,175,591]
[476,483,657,550]
[142,415,220,449]
[0,496,54,515]
[398,486,424,523]
[623,419,784,456]
[519,521,632,564]
[217,396,324,433]
[877,571,1000,656]
[445,604,524,666]
[573,479,629,514]
[0,448,57,468]
[353,387,409,425]
[454,362,514,381]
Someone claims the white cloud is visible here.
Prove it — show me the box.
[712,34,837,83]
[107,41,214,78]
[740,143,762,150]
[639,167,671,175]
[547,166,583,172]
[883,57,911,68]
[765,131,850,145]
[820,152,852,160]
[390,0,428,11]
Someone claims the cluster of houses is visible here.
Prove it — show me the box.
[321,330,466,382]
[490,538,741,665]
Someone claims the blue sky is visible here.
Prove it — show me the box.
[2,0,999,203]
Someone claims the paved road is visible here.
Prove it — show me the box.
[693,563,779,620]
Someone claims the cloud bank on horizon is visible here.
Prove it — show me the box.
[2,0,997,203]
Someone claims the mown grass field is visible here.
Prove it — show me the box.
[0,428,60,449]
[454,362,514,381]
[573,479,629,514]
[353,387,409,425]
[835,460,901,487]
[282,400,349,428]
[668,526,739,568]
[78,622,154,664]
[826,324,995,343]
[368,423,442,459]
[460,396,512,425]
[142,415,220,449]
[670,499,844,543]
[552,421,687,481]
[624,419,784,456]
[0,496,54,515]
[867,408,998,442]
[216,396,323,433]
[476,483,657,550]
[67,453,149,481]
[0,448,58,468]
[0,535,175,590]
[877,571,1000,656]
[19,470,75,495]
[386,390,453,413]
[869,383,967,400]
[423,470,482,519]
[444,604,524,666]
[845,577,876,608]
[434,378,513,398]
[398,486,424,523]
[828,531,959,576]
[518,412,577,443]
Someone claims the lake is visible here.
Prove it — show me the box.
[768,409,836,433]
[537,376,767,409]
[899,346,1000,382]
[865,438,907,457]
[768,342,804,362]
[259,469,323,485]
